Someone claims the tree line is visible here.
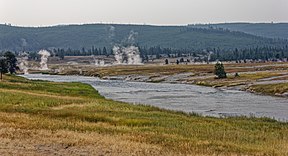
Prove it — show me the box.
[140,45,288,62]
[3,44,288,63]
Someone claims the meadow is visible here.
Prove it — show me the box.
[56,62,288,77]
[0,74,288,155]
[248,83,288,96]
[53,62,288,96]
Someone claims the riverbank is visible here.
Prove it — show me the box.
[50,63,288,97]
[248,83,288,97]
[0,74,288,155]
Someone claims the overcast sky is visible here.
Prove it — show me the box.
[0,0,287,26]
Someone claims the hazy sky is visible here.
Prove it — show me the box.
[0,0,287,26]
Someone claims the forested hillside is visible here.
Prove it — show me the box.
[189,23,288,39]
[0,23,287,52]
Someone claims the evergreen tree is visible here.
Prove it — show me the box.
[156,53,160,59]
[28,52,38,61]
[0,57,8,74]
[102,47,107,56]
[92,46,95,53]
[0,51,17,74]
[81,47,86,53]
[214,62,227,79]
[4,51,18,74]
[58,49,65,60]
[165,59,169,64]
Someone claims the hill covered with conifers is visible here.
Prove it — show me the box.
[189,23,288,39]
[0,23,287,52]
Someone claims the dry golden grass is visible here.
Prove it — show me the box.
[0,75,288,155]
[55,62,288,78]
[248,83,288,96]
[0,113,164,156]
[192,71,288,87]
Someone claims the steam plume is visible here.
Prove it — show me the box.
[38,50,51,70]
[107,26,115,42]
[21,38,27,47]
[92,55,106,66]
[18,52,29,74]
[113,30,142,65]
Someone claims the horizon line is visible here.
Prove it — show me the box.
[1,21,288,28]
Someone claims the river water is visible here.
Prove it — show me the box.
[21,74,288,121]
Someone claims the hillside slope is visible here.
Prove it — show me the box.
[0,24,287,51]
[189,23,288,39]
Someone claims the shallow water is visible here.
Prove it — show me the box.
[21,74,288,121]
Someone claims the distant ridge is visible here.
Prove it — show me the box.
[0,23,287,52]
[189,23,288,39]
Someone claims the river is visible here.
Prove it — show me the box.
[21,74,288,121]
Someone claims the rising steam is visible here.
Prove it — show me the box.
[113,30,142,65]
[18,52,29,74]
[21,38,27,48]
[113,45,142,65]
[92,55,106,66]
[92,27,142,66]
[95,60,105,66]
[38,50,51,70]
[107,25,115,42]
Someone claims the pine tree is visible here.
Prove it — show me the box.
[165,59,169,64]
[4,51,18,74]
[0,57,8,74]
[102,47,107,56]
[214,62,227,79]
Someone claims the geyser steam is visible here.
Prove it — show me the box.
[92,55,106,67]
[113,45,142,65]
[113,30,142,65]
[38,50,51,70]
[18,52,29,74]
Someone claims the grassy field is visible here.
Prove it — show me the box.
[1,75,288,155]
[193,71,287,87]
[248,83,288,96]
[55,62,288,78]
